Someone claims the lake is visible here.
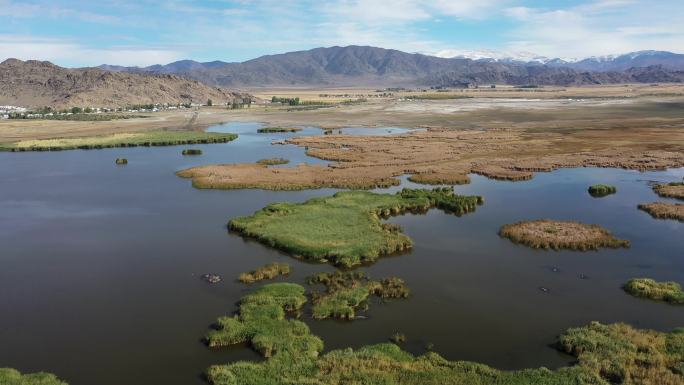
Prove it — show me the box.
[1,122,682,385]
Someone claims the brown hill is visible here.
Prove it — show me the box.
[0,58,252,108]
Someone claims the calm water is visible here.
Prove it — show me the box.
[0,122,682,385]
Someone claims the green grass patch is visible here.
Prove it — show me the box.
[588,184,617,197]
[624,278,684,304]
[307,271,409,320]
[256,127,302,133]
[238,263,291,283]
[205,283,323,358]
[228,188,483,267]
[256,158,289,165]
[206,284,684,385]
[0,131,237,152]
[0,368,67,385]
[182,149,203,155]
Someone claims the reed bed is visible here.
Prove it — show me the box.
[115,158,128,165]
[257,127,302,133]
[307,271,409,320]
[499,219,630,250]
[408,172,470,185]
[638,202,684,221]
[653,181,684,200]
[256,157,290,165]
[182,149,203,155]
[0,368,67,385]
[588,184,617,197]
[0,131,237,152]
[624,278,684,304]
[228,188,483,267]
[238,263,290,283]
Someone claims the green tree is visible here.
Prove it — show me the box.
[71,107,82,114]
[207,99,213,106]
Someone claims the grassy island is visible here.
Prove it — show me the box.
[257,127,302,133]
[182,148,203,155]
[115,158,128,165]
[256,157,290,165]
[238,263,290,283]
[638,202,684,221]
[228,188,483,267]
[499,219,630,250]
[653,182,684,200]
[206,284,684,385]
[588,184,617,197]
[308,271,409,319]
[0,131,237,151]
[0,368,67,385]
[205,283,323,358]
[624,278,684,304]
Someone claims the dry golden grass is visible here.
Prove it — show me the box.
[653,183,684,200]
[638,202,684,221]
[499,220,630,250]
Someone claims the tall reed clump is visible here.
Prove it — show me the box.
[115,158,128,165]
[624,278,684,304]
[499,219,629,250]
[205,287,684,385]
[588,184,617,197]
[239,263,290,283]
[307,271,409,320]
[638,202,684,221]
[653,181,684,200]
[182,149,202,155]
[228,188,483,267]
[256,157,290,165]
[205,283,322,358]
[257,127,302,133]
[0,368,68,385]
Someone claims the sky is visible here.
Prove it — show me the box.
[1,0,683,67]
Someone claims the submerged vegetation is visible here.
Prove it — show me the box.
[653,181,684,200]
[238,263,291,283]
[0,368,67,385]
[0,131,237,151]
[256,157,289,165]
[256,127,302,133]
[307,271,409,320]
[499,220,630,250]
[588,184,617,197]
[206,284,684,385]
[624,278,684,304]
[182,148,203,155]
[228,188,483,267]
[115,158,128,165]
[638,202,684,221]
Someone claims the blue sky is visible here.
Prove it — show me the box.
[1,0,683,67]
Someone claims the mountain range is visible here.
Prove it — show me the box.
[97,46,684,88]
[0,58,251,108]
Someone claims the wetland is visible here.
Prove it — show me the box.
[1,95,684,385]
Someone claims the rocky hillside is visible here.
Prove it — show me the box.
[98,46,684,88]
[0,59,252,108]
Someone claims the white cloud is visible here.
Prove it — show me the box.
[0,36,183,67]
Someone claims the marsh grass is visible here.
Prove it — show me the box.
[588,184,617,197]
[0,131,237,152]
[307,271,409,320]
[390,332,407,344]
[115,158,128,165]
[638,202,684,221]
[257,127,302,133]
[205,283,322,358]
[206,285,684,385]
[238,263,290,283]
[408,173,470,185]
[182,149,203,155]
[499,219,629,250]
[653,182,684,200]
[228,188,483,267]
[0,368,67,385]
[624,278,684,304]
[256,158,290,165]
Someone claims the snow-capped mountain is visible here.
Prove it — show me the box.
[436,49,684,71]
